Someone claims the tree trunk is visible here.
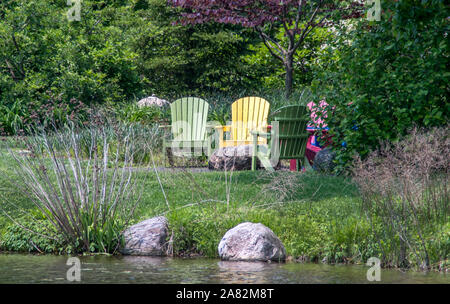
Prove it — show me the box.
[284,56,294,97]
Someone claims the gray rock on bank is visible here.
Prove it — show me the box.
[120,216,169,256]
[218,222,286,262]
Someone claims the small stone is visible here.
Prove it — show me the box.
[137,95,169,108]
[120,216,169,256]
[313,147,336,173]
[218,222,286,262]
[208,145,263,171]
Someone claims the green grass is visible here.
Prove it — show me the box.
[0,149,37,230]
[0,144,364,261]
[0,146,447,270]
[143,170,369,262]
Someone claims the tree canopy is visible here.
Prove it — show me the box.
[170,0,365,95]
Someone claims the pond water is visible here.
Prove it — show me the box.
[0,254,448,284]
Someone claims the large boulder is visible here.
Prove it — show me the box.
[208,145,262,171]
[218,222,286,262]
[312,147,336,173]
[137,95,169,108]
[120,216,169,256]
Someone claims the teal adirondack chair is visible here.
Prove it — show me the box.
[162,97,211,166]
[251,105,310,171]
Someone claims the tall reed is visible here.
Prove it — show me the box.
[2,119,158,253]
[353,126,449,270]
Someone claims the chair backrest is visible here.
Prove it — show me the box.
[170,97,209,141]
[270,105,309,159]
[231,97,270,142]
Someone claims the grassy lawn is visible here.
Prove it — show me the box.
[0,146,367,262]
[153,170,366,262]
[130,167,365,259]
[0,145,447,270]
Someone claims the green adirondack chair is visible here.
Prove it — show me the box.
[251,105,310,171]
[162,97,211,166]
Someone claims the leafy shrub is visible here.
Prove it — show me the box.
[315,0,449,171]
[0,214,62,253]
[0,100,28,136]
[115,103,165,125]
[0,1,144,113]
[425,223,450,271]
[0,93,90,136]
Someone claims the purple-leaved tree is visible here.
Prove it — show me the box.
[170,0,364,96]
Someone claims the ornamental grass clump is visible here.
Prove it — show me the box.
[2,119,158,253]
[353,126,449,270]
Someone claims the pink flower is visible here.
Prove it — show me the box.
[307,100,330,129]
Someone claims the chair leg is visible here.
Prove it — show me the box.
[296,159,300,172]
[252,133,258,171]
[164,147,167,167]
[207,138,212,159]
[304,156,312,171]
[166,147,174,167]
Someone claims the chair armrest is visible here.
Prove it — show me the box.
[159,125,171,135]
[251,131,271,139]
[159,125,181,139]
[251,131,272,159]
[214,125,232,144]
[206,122,221,131]
[214,125,231,132]
[206,121,220,127]
[206,124,216,136]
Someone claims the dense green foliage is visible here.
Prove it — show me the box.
[0,0,270,134]
[0,0,143,133]
[0,1,143,104]
[243,26,332,90]
[131,0,262,97]
[314,0,449,170]
[1,216,62,254]
[114,102,165,125]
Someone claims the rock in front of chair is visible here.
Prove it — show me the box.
[208,145,262,171]
[120,216,169,256]
[218,222,286,262]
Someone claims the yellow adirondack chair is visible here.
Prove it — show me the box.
[216,97,270,148]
